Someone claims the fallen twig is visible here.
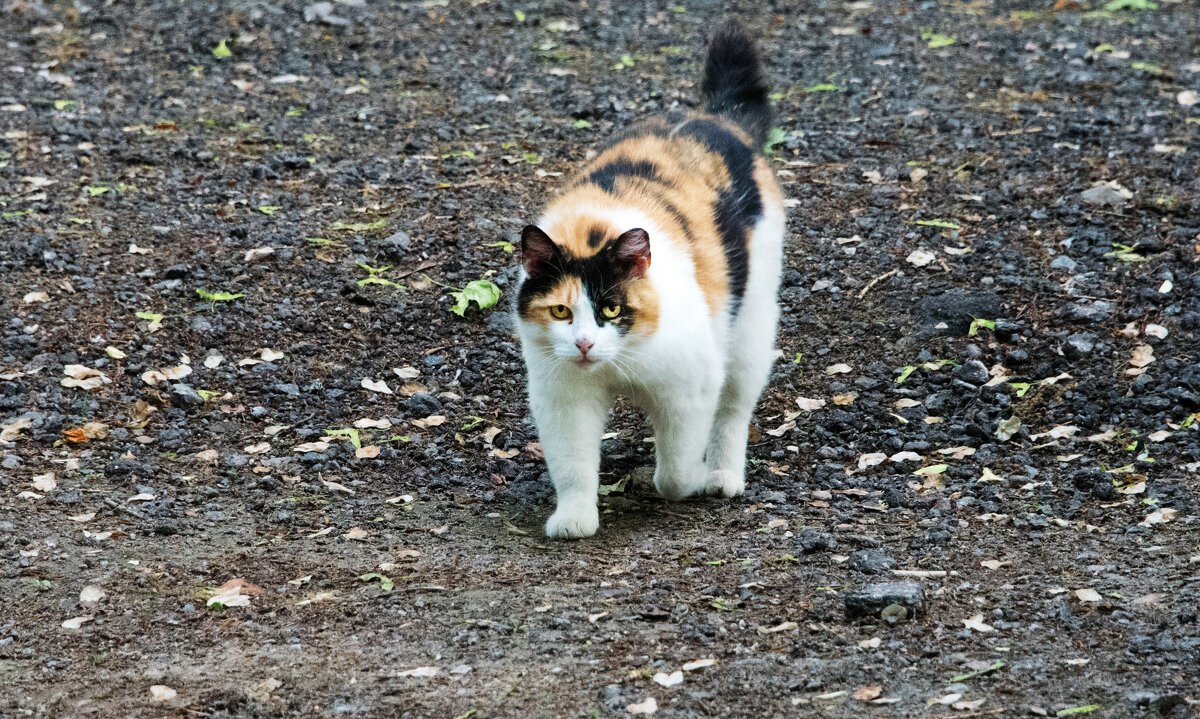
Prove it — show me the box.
[858,268,898,299]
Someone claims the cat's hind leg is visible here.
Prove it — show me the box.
[648,365,722,502]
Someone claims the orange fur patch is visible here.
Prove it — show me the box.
[521,276,582,327]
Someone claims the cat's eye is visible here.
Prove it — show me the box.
[549,304,572,320]
[601,305,621,319]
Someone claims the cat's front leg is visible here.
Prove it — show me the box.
[529,382,611,539]
[648,374,721,502]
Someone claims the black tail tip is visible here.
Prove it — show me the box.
[701,20,771,148]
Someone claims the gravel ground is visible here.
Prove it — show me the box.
[2,0,1199,717]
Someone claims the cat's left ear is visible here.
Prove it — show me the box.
[614,228,651,278]
[521,225,558,276]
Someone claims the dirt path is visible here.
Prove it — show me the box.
[2,1,1198,717]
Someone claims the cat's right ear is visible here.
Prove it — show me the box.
[521,225,557,275]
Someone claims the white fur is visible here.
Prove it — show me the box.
[517,203,783,539]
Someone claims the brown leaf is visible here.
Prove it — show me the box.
[853,686,883,702]
[62,427,89,443]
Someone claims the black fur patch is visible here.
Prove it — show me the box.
[677,118,761,310]
[517,243,640,333]
[586,158,664,194]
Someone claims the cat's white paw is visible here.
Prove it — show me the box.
[705,468,745,497]
[545,504,599,539]
[654,467,705,501]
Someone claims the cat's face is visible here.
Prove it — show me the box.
[516,224,657,370]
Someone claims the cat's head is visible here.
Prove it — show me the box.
[516,224,657,370]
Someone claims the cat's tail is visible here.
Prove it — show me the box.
[700,19,771,149]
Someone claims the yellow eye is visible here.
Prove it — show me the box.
[549,304,572,320]
[601,305,621,319]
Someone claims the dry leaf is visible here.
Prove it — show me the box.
[681,658,716,672]
[343,527,369,540]
[361,377,392,394]
[412,414,447,429]
[393,366,420,379]
[292,441,329,453]
[626,698,658,715]
[244,442,271,454]
[79,585,105,604]
[243,247,274,262]
[354,418,392,429]
[853,686,883,702]
[397,666,440,678]
[653,671,684,688]
[1075,588,1101,602]
[906,248,937,267]
[857,453,887,469]
[32,473,56,492]
[963,614,996,633]
[796,397,826,411]
[824,363,852,375]
[757,621,798,634]
[832,392,856,405]
[62,616,92,630]
[355,445,380,459]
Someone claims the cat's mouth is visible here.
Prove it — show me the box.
[574,356,599,369]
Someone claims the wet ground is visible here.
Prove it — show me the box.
[2,0,1199,717]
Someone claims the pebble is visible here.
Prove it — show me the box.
[845,582,925,619]
[849,549,896,574]
[796,529,837,554]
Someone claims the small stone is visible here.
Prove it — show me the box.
[1062,333,1096,360]
[1049,255,1077,272]
[170,384,205,407]
[796,528,837,554]
[845,581,925,619]
[849,549,896,574]
[408,393,443,416]
[881,603,908,624]
[952,360,989,387]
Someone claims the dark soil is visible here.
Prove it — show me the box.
[2,1,1199,717]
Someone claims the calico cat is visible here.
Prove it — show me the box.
[515,20,784,538]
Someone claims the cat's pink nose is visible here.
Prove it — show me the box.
[575,338,594,356]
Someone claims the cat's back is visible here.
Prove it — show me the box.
[539,111,781,317]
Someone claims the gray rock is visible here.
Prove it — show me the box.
[797,529,837,553]
[952,359,990,386]
[1062,300,1114,323]
[849,549,896,574]
[1080,184,1130,207]
[845,581,925,619]
[170,384,205,407]
[304,1,350,25]
[408,392,443,416]
[1062,333,1096,360]
[1049,255,1077,272]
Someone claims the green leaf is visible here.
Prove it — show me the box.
[913,218,960,229]
[1129,61,1164,75]
[968,318,996,337]
[54,99,76,110]
[285,106,307,116]
[950,660,1005,682]
[135,311,164,323]
[305,237,332,245]
[3,208,32,218]
[325,428,362,449]
[331,218,387,232]
[484,241,514,253]
[921,30,956,48]
[804,83,844,92]
[448,280,502,317]
[1057,706,1102,717]
[1009,382,1033,398]
[913,464,949,476]
[895,366,917,384]
[523,152,543,165]
[441,149,476,159]
[597,475,629,496]
[212,39,233,58]
[1092,43,1115,53]
[763,126,786,154]
[1104,0,1156,10]
[86,186,109,196]
[196,389,220,402]
[357,276,402,289]
[513,9,526,22]
[359,573,394,592]
[196,289,245,302]
[258,205,282,215]
[573,119,592,129]
[614,53,635,70]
